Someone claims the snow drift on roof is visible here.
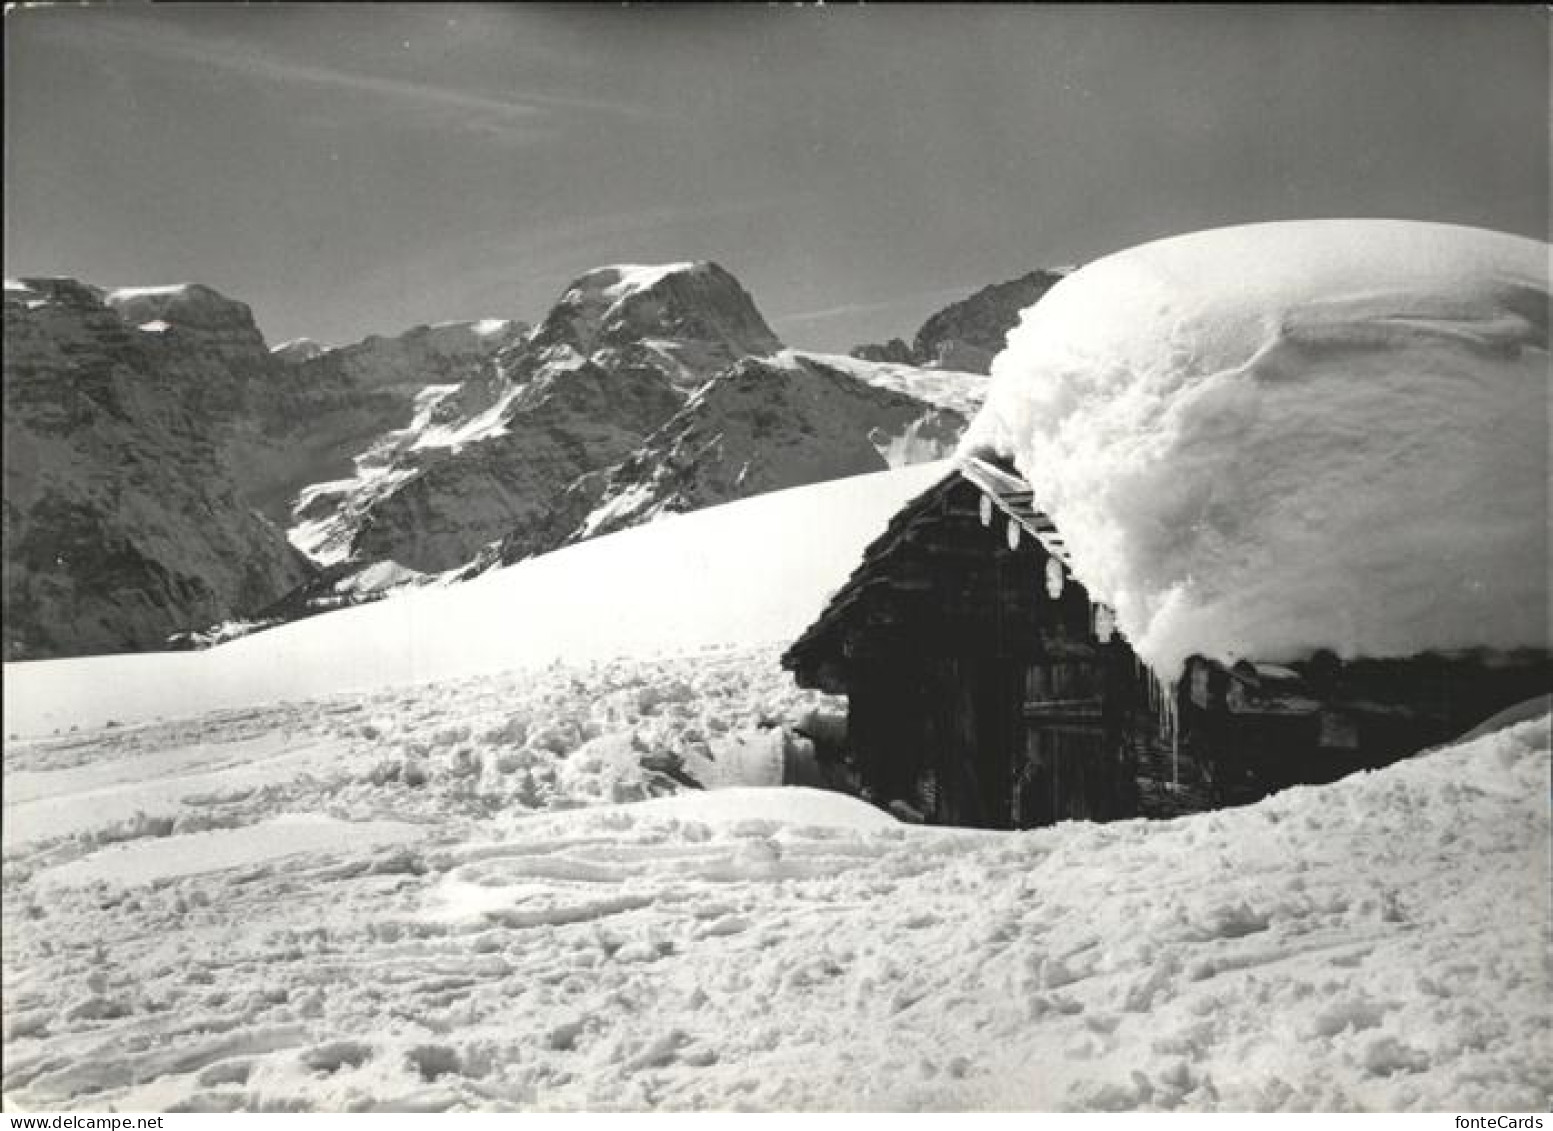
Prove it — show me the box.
[960,219,1549,676]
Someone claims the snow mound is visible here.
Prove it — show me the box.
[518,786,900,836]
[962,219,1549,676]
[333,560,426,596]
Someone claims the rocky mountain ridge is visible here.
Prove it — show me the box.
[5,260,1051,658]
[851,267,1073,373]
[2,277,523,658]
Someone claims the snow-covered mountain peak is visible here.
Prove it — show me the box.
[105,281,262,338]
[532,259,783,366]
[594,261,701,298]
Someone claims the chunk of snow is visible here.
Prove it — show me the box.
[333,560,426,596]
[962,219,1549,675]
[271,337,324,360]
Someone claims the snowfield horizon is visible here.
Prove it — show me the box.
[2,462,949,738]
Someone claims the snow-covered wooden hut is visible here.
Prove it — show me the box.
[782,456,1177,829]
[783,457,1551,830]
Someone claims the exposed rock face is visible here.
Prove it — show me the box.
[3,278,312,659]
[291,262,782,574]
[850,268,1072,374]
[107,283,271,351]
[849,337,914,365]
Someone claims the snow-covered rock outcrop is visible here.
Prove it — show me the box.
[962,219,1549,675]
[106,283,271,357]
[270,337,324,364]
[2,278,313,659]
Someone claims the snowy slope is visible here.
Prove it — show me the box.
[963,219,1550,676]
[781,349,988,418]
[3,462,951,736]
[3,680,1545,1111]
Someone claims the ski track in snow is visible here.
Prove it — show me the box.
[2,648,1548,1112]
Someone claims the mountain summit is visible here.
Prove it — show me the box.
[531,262,782,379]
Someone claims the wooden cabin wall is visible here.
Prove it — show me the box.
[787,477,1157,830]
[1177,651,1552,808]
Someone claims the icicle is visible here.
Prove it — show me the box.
[1047,558,1066,601]
[1137,664,1182,792]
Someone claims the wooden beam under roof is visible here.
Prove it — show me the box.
[959,455,1072,566]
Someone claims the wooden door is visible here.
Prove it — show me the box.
[1013,658,1116,827]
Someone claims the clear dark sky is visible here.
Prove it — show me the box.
[5,4,1547,352]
